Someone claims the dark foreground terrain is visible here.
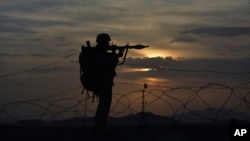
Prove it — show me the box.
[1,124,229,141]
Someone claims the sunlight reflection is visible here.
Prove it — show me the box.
[120,68,153,72]
[140,77,170,86]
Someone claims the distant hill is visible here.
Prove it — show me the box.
[11,112,175,127]
[9,108,250,127]
[174,108,250,123]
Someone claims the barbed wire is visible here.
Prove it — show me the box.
[0,82,249,125]
[0,52,77,79]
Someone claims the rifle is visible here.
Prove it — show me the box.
[108,44,149,50]
[85,41,149,65]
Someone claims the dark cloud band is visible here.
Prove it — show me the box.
[181,27,250,37]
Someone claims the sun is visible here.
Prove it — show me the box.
[147,53,164,58]
[140,48,171,58]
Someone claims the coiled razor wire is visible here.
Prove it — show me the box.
[0,82,249,125]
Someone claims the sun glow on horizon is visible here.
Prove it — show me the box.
[137,48,178,58]
[145,50,168,58]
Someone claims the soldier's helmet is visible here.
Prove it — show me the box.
[96,33,111,44]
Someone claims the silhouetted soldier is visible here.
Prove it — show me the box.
[94,33,123,133]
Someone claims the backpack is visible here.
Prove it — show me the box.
[79,45,100,99]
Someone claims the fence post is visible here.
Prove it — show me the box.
[139,83,147,127]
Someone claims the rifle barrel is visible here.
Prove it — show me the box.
[107,44,149,50]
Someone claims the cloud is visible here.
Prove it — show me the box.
[0,1,66,13]
[0,1,250,59]
[0,52,50,58]
[54,44,69,47]
[0,52,21,57]
[0,52,11,57]
[23,38,45,42]
[0,14,76,35]
[0,24,36,34]
[180,27,250,37]
[49,36,66,43]
[48,36,70,47]
[31,53,50,58]
[170,37,197,43]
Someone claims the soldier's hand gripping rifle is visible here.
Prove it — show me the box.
[85,41,149,65]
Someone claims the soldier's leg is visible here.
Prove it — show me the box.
[95,83,112,127]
